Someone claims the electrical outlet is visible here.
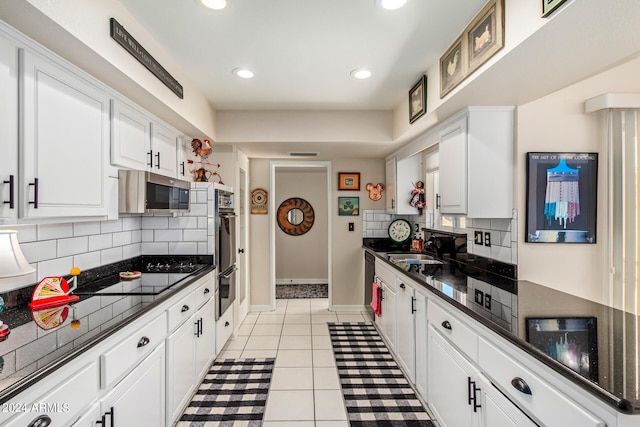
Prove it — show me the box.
[474,289,484,305]
[484,232,491,247]
[474,231,483,245]
[484,294,492,310]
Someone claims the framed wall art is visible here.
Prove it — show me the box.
[409,75,427,124]
[466,0,504,74]
[525,152,598,243]
[338,172,360,191]
[542,0,568,17]
[338,197,359,216]
[440,36,466,98]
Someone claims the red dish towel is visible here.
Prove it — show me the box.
[370,282,381,316]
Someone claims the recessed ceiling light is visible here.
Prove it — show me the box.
[350,68,373,80]
[376,0,407,10]
[199,0,227,10]
[232,68,254,79]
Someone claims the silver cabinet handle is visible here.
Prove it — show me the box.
[137,336,150,348]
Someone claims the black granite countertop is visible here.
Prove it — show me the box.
[364,245,640,414]
[0,255,214,403]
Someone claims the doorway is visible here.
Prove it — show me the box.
[269,161,332,310]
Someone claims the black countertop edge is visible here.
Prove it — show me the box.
[363,246,633,414]
[0,265,215,405]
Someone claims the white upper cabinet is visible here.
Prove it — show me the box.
[20,49,115,219]
[110,99,151,171]
[177,135,193,179]
[111,98,183,179]
[438,107,514,218]
[385,157,396,212]
[150,121,179,178]
[0,34,18,222]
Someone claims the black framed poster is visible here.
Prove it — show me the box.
[525,152,598,243]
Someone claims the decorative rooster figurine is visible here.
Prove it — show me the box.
[189,138,224,183]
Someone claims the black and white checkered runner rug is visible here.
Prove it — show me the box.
[177,358,275,427]
[329,322,435,427]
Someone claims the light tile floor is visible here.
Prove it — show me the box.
[217,298,369,426]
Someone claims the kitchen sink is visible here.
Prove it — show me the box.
[387,253,443,265]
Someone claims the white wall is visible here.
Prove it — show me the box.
[517,55,640,305]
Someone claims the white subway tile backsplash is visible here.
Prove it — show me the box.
[131,230,142,243]
[169,242,198,255]
[473,219,491,229]
[21,240,57,263]
[197,217,208,229]
[154,229,184,242]
[38,256,73,280]
[169,217,198,230]
[112,231,132,247]
[196,189,208,204]
[100,219,123,234]
[490,218,511,232]
[490,245,512,264]
[141,216,169,230]
[38,223,73,240]
[73,221,101,236]
[101,247,123,265]
[186,203,207,216]
[183,229,207,242]
[141,242,169,255]
[500,232,511,247]
[198,242,209,255]
[141,229,154,242]
[122,243,142,260]
[121,216,141,231]
[73,251,102,271]
[89,234,113,252]
[57,236,89,257]
[15,225,37,243]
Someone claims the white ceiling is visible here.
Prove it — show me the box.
[118,0,486,111]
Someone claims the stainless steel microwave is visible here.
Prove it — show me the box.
[118,170,190,214]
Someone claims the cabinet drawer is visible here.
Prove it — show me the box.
[3,361,98,427]
[375,261,396,292]
[192,276,214,311]
[101,312,166,388]
[167,288,198,332]
[428,300,477,360]
[478,337,605,427]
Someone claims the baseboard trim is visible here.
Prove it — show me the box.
[276,279,328,285]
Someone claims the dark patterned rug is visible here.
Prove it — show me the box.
[177,358,275,426]
[275,283,328,299]
[329,322,435,427]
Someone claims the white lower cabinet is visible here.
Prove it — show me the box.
[395,277,416,382]
[414,290,428,399]
[167,298,216,425]
[99,343,166,427]
[428,328,534,427]
[379,279,396,351]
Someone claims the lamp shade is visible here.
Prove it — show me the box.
[0,230,35,278]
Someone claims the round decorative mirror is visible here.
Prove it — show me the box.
[277,198,315,236]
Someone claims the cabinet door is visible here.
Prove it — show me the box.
[0,35,18,221]
[166,313,197,425]
[380,281,396,351]
[101,343,165,427]
[414,290,428,399]
[395,278,415,382]
[195,298,216,381]
[438,117,468,215]
[70,402,101,427]
[428,326,480,427]
[151,121,179,178]
[20,50,112,218]
[111,99,151,171]
[385,157,396,212]
[177,135,193,179]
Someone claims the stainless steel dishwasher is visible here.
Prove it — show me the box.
[364,250,375,320]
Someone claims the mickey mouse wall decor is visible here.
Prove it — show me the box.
[365,183,384,201]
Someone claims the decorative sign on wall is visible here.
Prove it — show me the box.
[365,183,384,201]
[251,188,268,214]
[338,197,359,216]
[110,18,184,99]
[338,172,360,191]
[525,152,598,243]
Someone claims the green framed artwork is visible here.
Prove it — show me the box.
[542,0,568,17]
[338,197,359,216]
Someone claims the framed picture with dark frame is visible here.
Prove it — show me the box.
[338,172,360,191]
[440,36,466,98]
[466,0,504,74]
[409,75,427,124]
[525,152,598,243]
[542,0,568,17]
[338,197,359,216]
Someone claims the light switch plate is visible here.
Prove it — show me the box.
[474,231,483,245]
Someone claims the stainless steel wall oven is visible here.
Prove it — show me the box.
[215,187,237,320]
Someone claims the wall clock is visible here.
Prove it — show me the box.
[388,218,413,244]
